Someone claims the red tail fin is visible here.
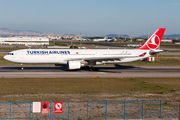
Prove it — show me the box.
[136,28,166,50]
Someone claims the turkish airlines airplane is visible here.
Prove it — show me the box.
[4,28,166,70]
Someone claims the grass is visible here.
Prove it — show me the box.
[165,50,180,52]
[0,48,20,51]
[0,77,180,101]
[160,45,180,49]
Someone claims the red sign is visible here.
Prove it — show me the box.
[54,101,63,113]
[41,102,49,114]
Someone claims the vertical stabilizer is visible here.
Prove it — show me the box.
[136,28,166,50]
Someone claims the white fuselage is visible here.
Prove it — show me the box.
[4,49,150,66]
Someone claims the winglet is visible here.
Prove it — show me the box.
[136,28,166,50]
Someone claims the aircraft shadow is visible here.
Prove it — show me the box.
[95,65,140,73]
[98,65,140,69]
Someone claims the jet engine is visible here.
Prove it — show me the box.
[68,61,81,70]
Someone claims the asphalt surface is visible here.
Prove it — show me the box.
[0,66,180,78]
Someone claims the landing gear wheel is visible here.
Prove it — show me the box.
[80,66,90,70]
[93,67,99,71]
[89,67,99,71]
[89,68,93,71]
[20,63,23,70]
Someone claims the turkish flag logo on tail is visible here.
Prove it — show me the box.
[137,28,166,50]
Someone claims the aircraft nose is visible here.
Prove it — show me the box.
[3,55,9,60]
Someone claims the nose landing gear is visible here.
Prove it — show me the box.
[20,63,23,70]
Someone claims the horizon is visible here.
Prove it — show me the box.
[1,27,180,38]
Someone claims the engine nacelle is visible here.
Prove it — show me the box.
[68,61,81,70]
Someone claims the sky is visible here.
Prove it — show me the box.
[0,0,180,36]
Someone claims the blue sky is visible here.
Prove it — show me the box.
[0,0,180,36]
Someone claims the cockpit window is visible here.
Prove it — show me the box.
[8,53,14,55]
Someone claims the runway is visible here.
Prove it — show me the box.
[0,66,180,78]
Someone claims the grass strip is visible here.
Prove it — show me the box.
[0,77,180,95]
[1,77,180,101]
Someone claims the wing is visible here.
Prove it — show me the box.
[66,55,137,62]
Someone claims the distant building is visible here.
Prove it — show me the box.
[56,35,61,39]
[74,36,80,39]
[161,39,172,43]
[63,35,74,39]
[47,35,62,40]
[0,36,49,46]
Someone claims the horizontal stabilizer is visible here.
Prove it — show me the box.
[149,49,163,55]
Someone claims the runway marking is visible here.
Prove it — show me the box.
[91,75,99,78]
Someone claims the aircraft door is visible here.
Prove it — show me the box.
[19,52,23,58]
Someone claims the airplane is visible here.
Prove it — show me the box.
[108,37,117,42]
[73,35,89,41]
[127,41,142,48]
[92,36,116,42]
[4,28,166,71]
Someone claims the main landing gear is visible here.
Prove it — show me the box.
[80,66,99,71]
[89,67,99,71]
[89,62,99,71]
[20,63,23,70]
